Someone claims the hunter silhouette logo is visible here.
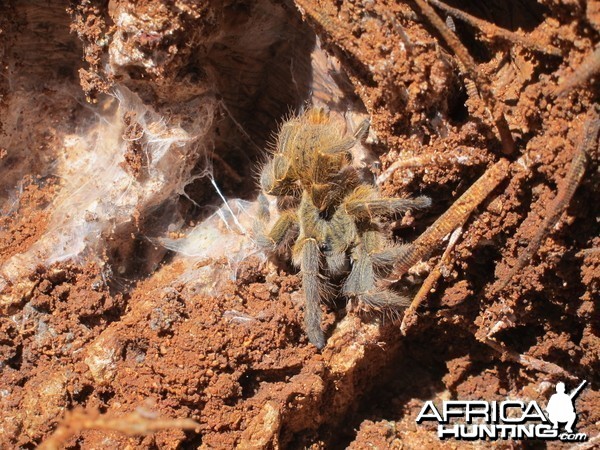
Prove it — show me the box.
[416,380,589,442]
[546,380,586,433]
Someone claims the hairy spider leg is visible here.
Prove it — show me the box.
[339,184,431,311]
[259,152,300,197]
[343,230,411,311]
[344,185,431,220]
[292,192,328,348]
[322,206,358,274]
[370,243,412,272]
[253,194,299,252]
[253,193,273,251]
[298,238,326,349]
[259,120,307,198]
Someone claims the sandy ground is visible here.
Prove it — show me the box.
[0,0,598,448]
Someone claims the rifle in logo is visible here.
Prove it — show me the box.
[570,380,588,400]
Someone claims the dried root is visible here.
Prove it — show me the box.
[412,0,515,155]
[400,226,463,334]
[38,409,199,450]
[478,335,575,379]
[553,45,600,97]
[493,106,600,295]
[428,0,561,56]
[376,148,487,185]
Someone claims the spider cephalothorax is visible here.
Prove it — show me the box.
[255,108,430,348]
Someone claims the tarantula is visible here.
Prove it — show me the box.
[254,108,430,349]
